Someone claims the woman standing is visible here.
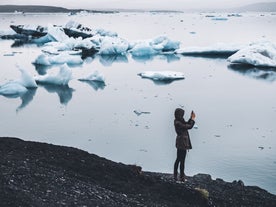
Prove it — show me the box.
[173,108,196,181]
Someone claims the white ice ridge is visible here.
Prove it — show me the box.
[35,64,72,85]
[78,71,105,83]
[228,41,276,67]
[176,43,247,56]
[138,71,184,81]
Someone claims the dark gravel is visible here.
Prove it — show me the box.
[0,137,275,207]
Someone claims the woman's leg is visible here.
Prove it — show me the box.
[179,149,187,180]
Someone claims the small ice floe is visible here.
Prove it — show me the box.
[211,17,228,21]
[35,64,72,85]
[78,71,106,91]
[176,43,246,57]
[78,71,105,83]
[133,110,151,116]
[138,71,184,81]
[228,41,276,67]
[34,53,83,66]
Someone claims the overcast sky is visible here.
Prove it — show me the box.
[0,0,272,10]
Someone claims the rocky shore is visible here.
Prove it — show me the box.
[0,137,275,207]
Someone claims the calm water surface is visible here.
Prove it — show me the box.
[0,12,276,194]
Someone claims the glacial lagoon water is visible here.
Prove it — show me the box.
[0,12,276,194]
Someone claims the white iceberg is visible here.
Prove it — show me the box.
[228,42,276,67]
[35,64,72,85]
[138,71,184,81]
[176,43,246,56]
[78,71,105,82]
[99,36,129,55]
[34,53,83,66]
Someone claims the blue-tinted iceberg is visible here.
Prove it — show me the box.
[98,36,129,55]
[35,64,72,85]
[228,42,276,67]
[130,36,180,56]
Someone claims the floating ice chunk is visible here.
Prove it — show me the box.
[228,42,276,67]
[34,53,83,66]
[0,82,27,96]
[35,64,72,85]
[78,71,105,82]
[150,36,180,52]
[177,43,247,56]
[130,36,179,56]
[130,42,158,56]
[99,36,129,55]
[16,66,38,88]
[138,71,184,81]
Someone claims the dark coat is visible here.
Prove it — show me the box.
[174,118,195,150]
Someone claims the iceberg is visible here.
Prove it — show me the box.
[130,36,180,56]
[16,66,38,88]
[34,53,83,66]
[35,64,72,85]
[176,43,246,57]
[78,71,105,83]
[130,42,158,57]
[46,25,69,42]
[98,36,129,55]
[78,71,106,91]
[228,42,276,67]
[0,65,37,96]
[138,71,184,81]
[0,82,27,97]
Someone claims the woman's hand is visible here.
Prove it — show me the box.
[191,110,196,120]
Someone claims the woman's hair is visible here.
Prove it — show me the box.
[174,108,184,120]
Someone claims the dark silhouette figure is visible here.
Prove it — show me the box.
[173,108,196,181]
